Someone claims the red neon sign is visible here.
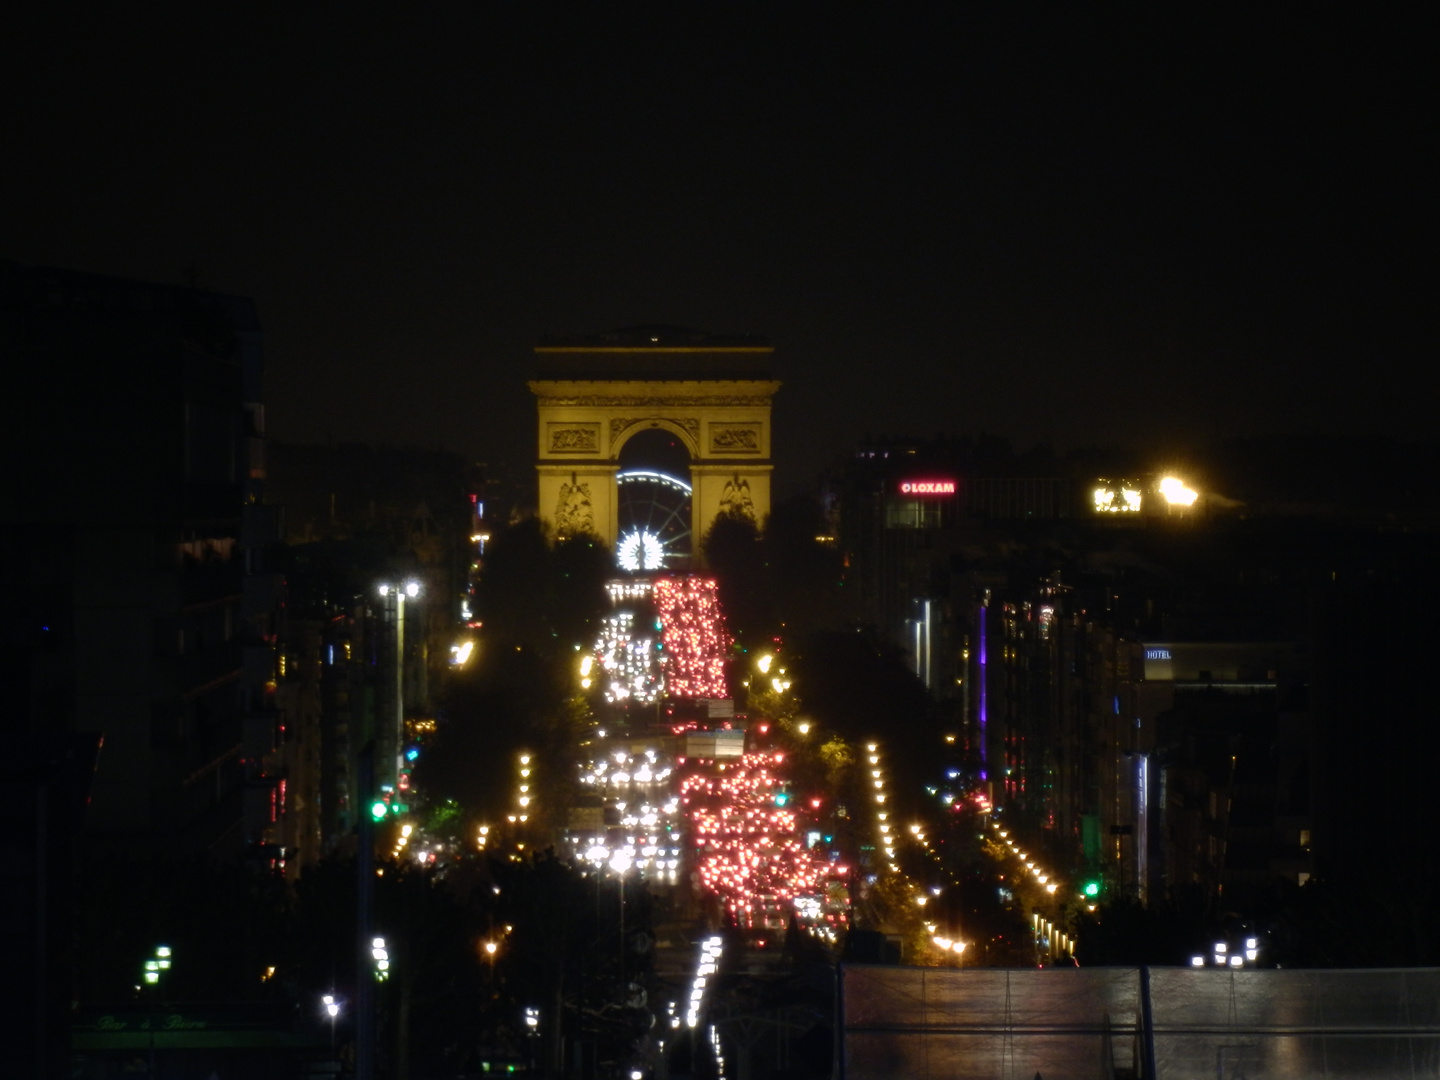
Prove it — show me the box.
[898,479,956,495]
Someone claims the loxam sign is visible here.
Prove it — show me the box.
[898,480,956,495]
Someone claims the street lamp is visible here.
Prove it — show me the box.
[322,993,342,1054]
[377,580,421,799]
[141,944,171,986]
[372,936,391,981]
[141,946,172,1076]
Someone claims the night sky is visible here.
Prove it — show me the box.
[3,8,1427,498]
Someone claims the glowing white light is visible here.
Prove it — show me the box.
[1159,476,1199,507]
[617,529,667,571]
[1094,482,1143,513]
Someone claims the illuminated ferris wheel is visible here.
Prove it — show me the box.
[615,469,692,571]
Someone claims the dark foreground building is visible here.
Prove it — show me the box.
[1,262,283,1075]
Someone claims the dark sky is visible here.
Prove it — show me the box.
[3,8,1428,499]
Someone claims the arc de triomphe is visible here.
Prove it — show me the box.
[529,328,781,557]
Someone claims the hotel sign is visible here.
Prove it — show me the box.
[898,480,956,495]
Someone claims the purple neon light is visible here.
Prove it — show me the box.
[978,603,988,780]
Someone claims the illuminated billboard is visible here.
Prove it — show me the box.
[898,479,956,496]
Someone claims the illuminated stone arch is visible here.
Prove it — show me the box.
[529,328,780,561]
[612,416,702,461]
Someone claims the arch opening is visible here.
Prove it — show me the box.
[615,428,693,572]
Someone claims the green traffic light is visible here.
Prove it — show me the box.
[1082,881,1101,898]
[370,800,388,820]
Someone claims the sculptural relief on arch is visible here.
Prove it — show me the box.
[529,328,780,564]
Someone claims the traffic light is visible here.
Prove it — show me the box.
[1081,879,1102,899]
[370,799,388,821]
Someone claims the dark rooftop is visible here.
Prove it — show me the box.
[533,325,774,380]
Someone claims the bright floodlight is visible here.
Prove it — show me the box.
[617,529,666,571]
[405,581,420,598]
[1159,476,1199,507]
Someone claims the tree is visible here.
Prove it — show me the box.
[418,519,608,819]
[74,852,291,1005]
[702,508,768,645]
[762,495,850,639]
[490,850,651,1077]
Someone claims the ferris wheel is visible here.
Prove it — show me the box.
[615,470,692,571]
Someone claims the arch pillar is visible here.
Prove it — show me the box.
[691,463,773,540]
[537,462,620,542]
